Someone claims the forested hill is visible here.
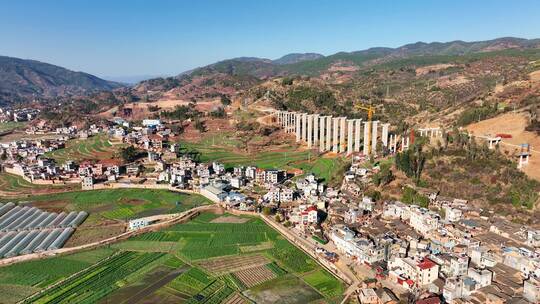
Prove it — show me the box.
[0,56,122,105]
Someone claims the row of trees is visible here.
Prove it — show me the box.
[395,144,426,185]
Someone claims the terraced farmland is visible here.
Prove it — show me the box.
[0,121,26,134]
[45,134,125,163]
[0,173,77,196]
[182,133,347,184]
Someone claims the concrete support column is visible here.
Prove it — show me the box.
[313,114,319,146]
[301,113,308,141]
[326,116,332,151]
[347,119,354,155]
[307,115,313,148]
[363,121,371,155]
[287,113,292,133]
[319,116,326,152]
[295,113,301,142]
[371,120,379,155]
[381,123,390,147]
[354,119,362,152]
[401,136,410,151]
[332,117,340,153]
[339,117,346,153]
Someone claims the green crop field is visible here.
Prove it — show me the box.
[0,212,344,303]
[130,212,344,302]
[0,248,114,288]
[24,251,168,304]
[302,269,345,298]
[45,134,125,163]
[0,173,77,196]
[7,188,211,221]
[0,121,26,133]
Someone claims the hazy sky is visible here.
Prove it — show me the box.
[1,0,539,78]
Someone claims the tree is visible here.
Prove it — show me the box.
[220,95,231,106]
[170,124,185,135]
[366,189,382,201]
[372,163,394,187]
[262,207,272,215]
[210,107,226,118]
[401,186,429,208]
[120,146,139,163]
[194,119,206,133]
[395,143,426,185]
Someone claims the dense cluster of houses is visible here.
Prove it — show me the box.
[323,185,540,303]
[2,116,540,303]
[0,107,39,123]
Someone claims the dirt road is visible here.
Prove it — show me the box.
[467,112,540,181]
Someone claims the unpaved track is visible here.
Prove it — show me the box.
[467,112,540,181]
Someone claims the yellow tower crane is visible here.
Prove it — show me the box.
[355,104,375,154]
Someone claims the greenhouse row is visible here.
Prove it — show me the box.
[0,203,88,233]
[0,227,75,258]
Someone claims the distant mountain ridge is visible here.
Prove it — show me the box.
[172,37,540,79]
[0,56,122,105]
[272,53,324,65]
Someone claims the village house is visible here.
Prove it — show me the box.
[409,207,439,236]
[388,256,440,288]
[289,205,318,226]
[263,186,294,203]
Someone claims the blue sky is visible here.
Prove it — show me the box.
[1,0,539,78]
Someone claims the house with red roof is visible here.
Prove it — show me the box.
[388,256,440,288]
[290,205,318,226]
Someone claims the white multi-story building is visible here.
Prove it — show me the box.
[230,177,245,189]
[212,162,225,175]
[527,230,540,248]
[289,205,318,225]
[467,267,492,288]
[388,256,439,287]
[524,277,540,303]
[409,208,439,236]
[329,226,384,264]
[263,187,294,203]
[142,119,161,127]
[359,196,374,211]
[449,255,469,277]
[81,176,94,190]
[382,201,410,220]
[245,166,257,180]
[443,205,463,222]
